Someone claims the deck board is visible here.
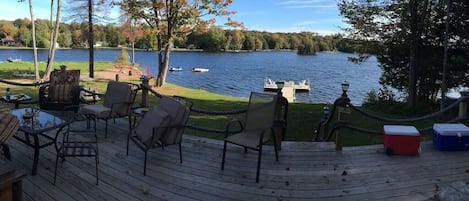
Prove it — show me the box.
[6,118,469,200]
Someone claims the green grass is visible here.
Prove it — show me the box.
[0,61,458,147]
[0,61,112,77]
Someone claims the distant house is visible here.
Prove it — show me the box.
[94,41,103,47]
[1,35,16,46]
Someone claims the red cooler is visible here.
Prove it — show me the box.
[383,125,420,155]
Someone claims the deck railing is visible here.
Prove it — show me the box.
[314,89,469,150]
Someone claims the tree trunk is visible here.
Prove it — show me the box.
[44,0,61,81]
[156,45,171,87]
[440,0,451,110]
[88,0,94,78]
[408,0,419,115]
[29,0,39,81]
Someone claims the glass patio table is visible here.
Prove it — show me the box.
[11,107,70,175]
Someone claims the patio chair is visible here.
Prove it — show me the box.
[54,111,99,185]
[127,96,192,175]
[39,68,81,112]
[81,81,137,138]
[221,92,279,183]
[0,107,19,160]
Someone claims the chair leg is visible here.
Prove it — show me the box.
[126,133,130,156]
[272,133,279,161]
[105,119,108,138]
[1,143,11,161]
[256,145,263,183]
[53,153,59,185]
[179,142,183,163]
[143,151,148,176]
[95,154,99,185]
[221,141,227,170]
[126,118,132,155]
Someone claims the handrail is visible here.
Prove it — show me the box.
[315,96,469,142]
[141,83,248,133]
[0,78,47,87]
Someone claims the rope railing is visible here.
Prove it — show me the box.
[347,96,469,123]
[315,95,469,142]
[142,83,247,133]
[0,78,47,87]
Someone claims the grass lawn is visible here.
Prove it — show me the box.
[0,62,458,146]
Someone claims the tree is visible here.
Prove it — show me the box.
[338,0,469,113]
[21,0,39,80]
[119,0,239,87]
[0,20,18,37]
[65,0,112,78]
[36,0,63,81]
[121,18,145,64]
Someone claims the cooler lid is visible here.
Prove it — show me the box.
[383,125,420,136]
[433,123,469,136]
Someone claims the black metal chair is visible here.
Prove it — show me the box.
[221,92,280,183]
[54,110,99,185]
[39,69,81,112]
[81,81,138,138]
[127,96,192,175]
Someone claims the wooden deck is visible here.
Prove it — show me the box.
[6,118,469,201]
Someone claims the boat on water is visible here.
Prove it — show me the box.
[169,67,183,71]
[264,77,310,92]
[6,57,22,62]
[192,68,209,72]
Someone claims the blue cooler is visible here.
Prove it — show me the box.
[433,123,469,151]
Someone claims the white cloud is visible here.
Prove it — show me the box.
[276,0,335,9]
[293,21,318,26]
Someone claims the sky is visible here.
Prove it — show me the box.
[0,0,346,35]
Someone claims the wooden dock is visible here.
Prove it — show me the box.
[6,118,469,200]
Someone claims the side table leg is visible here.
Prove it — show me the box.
[32,134,40,176]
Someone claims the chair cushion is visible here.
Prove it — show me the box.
[103,81,132,116]
[158,97,190,145]
[81,104,111,118]
[48,69,80,102]
[0,112,19,143]
[133,106,171,148]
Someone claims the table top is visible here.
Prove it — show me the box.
[11,107,68,134]
[2,94,32,102]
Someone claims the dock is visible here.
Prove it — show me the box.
[264,77,310,102]
[263,77,310,92]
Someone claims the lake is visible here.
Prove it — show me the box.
[0,49,382,105]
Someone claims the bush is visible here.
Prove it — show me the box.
[115,48,130,65]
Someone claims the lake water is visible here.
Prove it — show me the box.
[0,49,382,105]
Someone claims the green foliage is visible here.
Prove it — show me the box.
[339,0,469,106]
[297,41,316,55]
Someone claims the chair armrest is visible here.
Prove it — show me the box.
[225,119,244,137]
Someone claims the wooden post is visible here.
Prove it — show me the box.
[274,97,288,150]
[459,101,468,119]
[141,76,149,107]
[336,106,351,151]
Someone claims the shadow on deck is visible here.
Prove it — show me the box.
[7,118,469,201]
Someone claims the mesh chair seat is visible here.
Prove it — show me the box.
[224,129,271,149]
[221,92,280,183]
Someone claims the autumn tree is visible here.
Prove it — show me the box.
[121,18,145,64]
[119,0,239,87]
